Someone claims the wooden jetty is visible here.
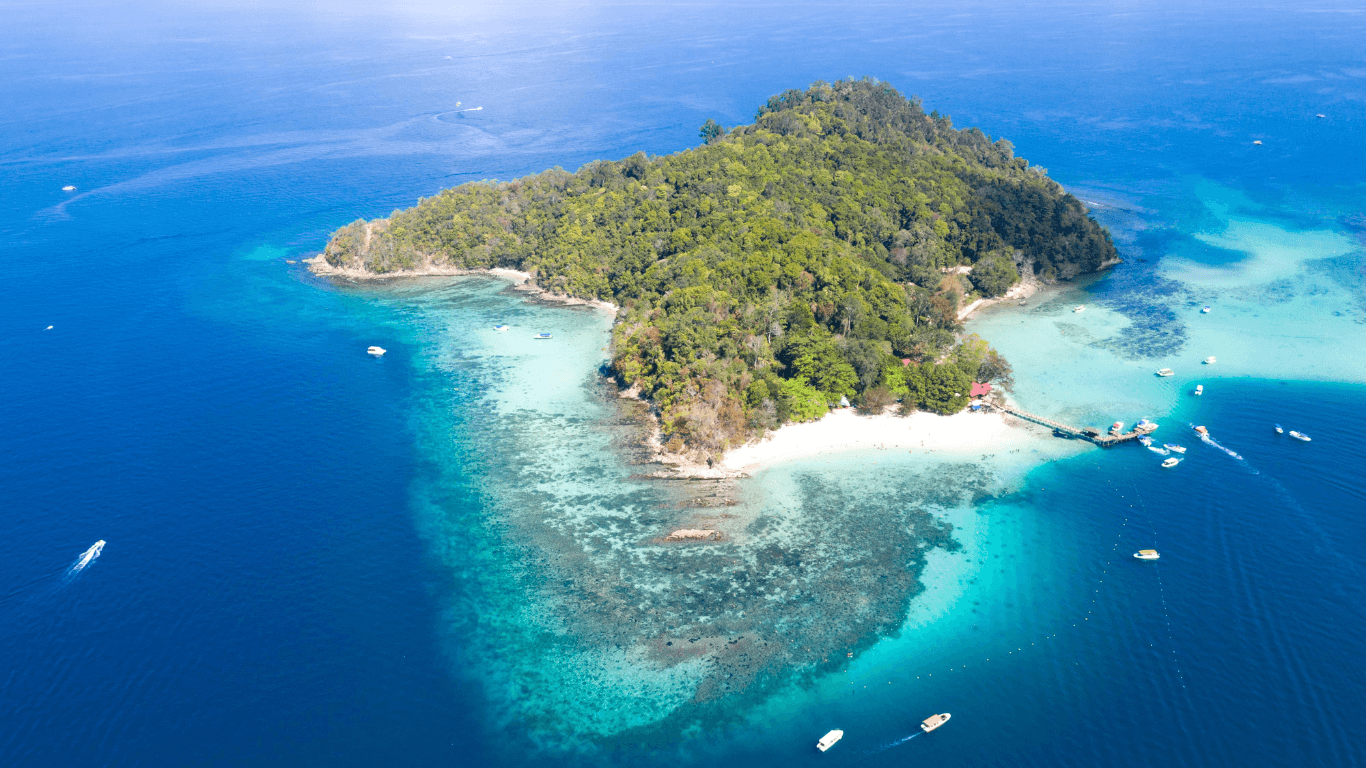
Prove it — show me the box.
[994,405,1151,447]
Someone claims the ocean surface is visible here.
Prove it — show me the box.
[3,1,1365,765]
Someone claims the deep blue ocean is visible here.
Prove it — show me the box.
[3,1,1365,765]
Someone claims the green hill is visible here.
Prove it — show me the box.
[324,79,1116,460]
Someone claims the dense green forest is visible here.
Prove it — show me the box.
[324,79,1117,460]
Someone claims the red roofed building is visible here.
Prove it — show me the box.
[970,382,993,397]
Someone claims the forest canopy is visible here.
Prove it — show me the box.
[324,79,1117,459]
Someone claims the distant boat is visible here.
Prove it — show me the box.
[1203,356,1217,364]
[1157,368,1174,377]
[1253,140,1263,145]
[367,346,386,356]
[1194,385,1203,395]
[816,730,844,752]
[1162,457,1182,468]
[1073,305,1085,313]
[921,713,951,733]
[1288,431,1311,442]
[1134,549,1161,560]
[534,333,552,340]
[1194,425,1209,436]
[493,324,509,332]
[1201,305,1211,313]
[62,185,76,192]
[44,325,53,330]
[1317,114,1326,119]
[1274,424,1284,434]
[1164,444,1186,454]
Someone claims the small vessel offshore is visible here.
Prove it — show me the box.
[1289,431,1312,442]
[1317,113,1326,118]
[1164,444,1187,453]
[1157,368,1174,377]
[816,730,844,752]
[1194,425,1209,436]
[62,185,76,192]
[1201,305,1211,313]
[1253,140,1263,145]
[1134,549,1160,560]
[493,324,509,332]
[534,333,552,340]
[1274,424,1284,434]
[1162,457,1182,468]
[1074,305,1085,313]
[367,346,386,357]
[1194,385,1203,396]
[921,713,952,733]
[1204,356,1217,364]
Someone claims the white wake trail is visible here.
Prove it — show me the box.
[64,540,105,581]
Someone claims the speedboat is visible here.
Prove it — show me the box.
[1201,306,1211,313]
[1110,421,1125,435]
[1073,305,1085,313]
[1288,431,1311,442]
[1204,356,1217,364]
[1157,368,1174,377]
[367,346,386,357]
[816,730,844,752]
[493,324,509,332]
[1135,418,1158,432]
[534,333,552,340]
[1138,435,1153,447]
[1194,425,1209,436]
[1134,549,1160,560]
[62,185,76,192]
[1194,385,1203,396]
[1317,113,1326,119]
[921,713,951,733]
[1163,444,1186,454]
[1253,140,1263,145]
[1274,424,1284,434]
[1162,457,1182,468]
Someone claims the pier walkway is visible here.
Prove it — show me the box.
[993,405,1150,447]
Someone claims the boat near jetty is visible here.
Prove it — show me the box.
[1134,549,1160,560]
[1157,368,1174,377]
[816,730,844,752]
[367,346,386,356]
[921,713,951,733]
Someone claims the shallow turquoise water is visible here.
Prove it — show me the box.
[3,0,1365,765]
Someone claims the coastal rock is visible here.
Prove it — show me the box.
[663,528,720,541]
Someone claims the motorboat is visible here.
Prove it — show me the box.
[1073,305,1085,313]
[534,333,553,340]
[1288,431,1311,442]
[62,185,76,192]
[816,730,844,752]
[921,713,952,733]
[1135,418,1159,432]
[1194,425,1209,436]
[1134,549,1160,560]
[1201,306,1211,313]
[493,324,509,332]
[1194,385,1203,396]
[1110,421,1125,435]
[1163,444,1186,454]
[1253,140,1263,145]
[1317,113,1326,119]
[367,346,386,357]
[1203,356,1217,364]
[1157,368,1174,377]
[1274,424,1284,434]
[1162,457,1182,468]
[1138,435,1153,447]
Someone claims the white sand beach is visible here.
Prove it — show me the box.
[721,407,1056,474]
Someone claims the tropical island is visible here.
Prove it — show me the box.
[318,79,1117,463]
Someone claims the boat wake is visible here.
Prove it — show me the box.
[63,540,105,582]
[1189,424,1244,461]
[865,731,920,754]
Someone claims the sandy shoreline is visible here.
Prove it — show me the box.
[304,255,619,314]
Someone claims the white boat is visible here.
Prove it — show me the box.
[921,713,951,733]
[1317,113,1326,119]
[816,730,844,752]
[367,346,386,356]
[1288,431,1311,442]
[1163,444,1186,454]
[44,325,53,330]
[1138,435,1153,447]
[1201,306,1211,313]
[1134,549,1160,560]
[1204,356,1217,364]
[1274,424,1284,434]
[1253,140,1263,145]
[493,324,509,332]
[1157,368,1174,377]
[1073,305,1085,313]
[1161,457,1181,468]
[534,333,552,340]
[1135,418,1159,432]
[1194,385,1203,396]
[1110,421,1125,435]
[62,185,76,192]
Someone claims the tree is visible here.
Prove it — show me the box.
[920,362,972,414]
[977,348,1015,391]
[700,118,726,144]
[970,253,1020,297]
[778,378,828,422]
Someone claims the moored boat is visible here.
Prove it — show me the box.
[367,346,386,356]
[1194,385,1203,396]
[921,713,951,733]
[1201,305,1211,313]
[1073,305,1085,313]
[1134,549,1160,560]
[1110,421,1125,435]
[1157,368,1174,377]
[1288,431,1311,442]
[816,730,844,752]
[1204,356,1217,364]
[1162,457,1182,468]
[493,324,509,332]
[534,333,552,340]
